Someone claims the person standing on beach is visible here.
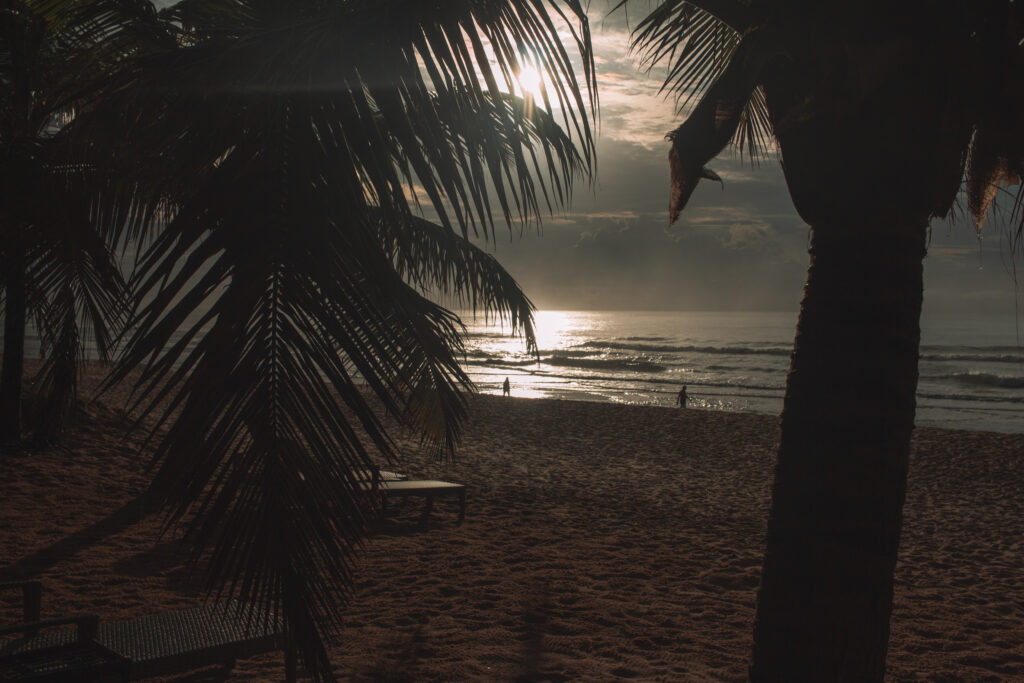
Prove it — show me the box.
[503,377,511,397]
[677,384,688,408]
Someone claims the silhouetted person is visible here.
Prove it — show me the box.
[677,384,688,408]
[503,377,511,397]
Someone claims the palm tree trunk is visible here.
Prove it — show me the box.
[32,297,79,447]
[750,218,927,681]
[0,247,27,445]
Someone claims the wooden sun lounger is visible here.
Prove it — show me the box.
[0,612,128,682]
[370,479,467,520]
[354,466,465,520]
[96,601,289,680]
[354,469,405,483]
[1,581,294,682]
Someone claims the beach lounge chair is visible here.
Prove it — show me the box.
[0,612,128,681]
[355,468,406,484]
[0,580,295,681]
[379,480,467,520]
[363,470,467,521]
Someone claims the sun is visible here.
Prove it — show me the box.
[516,64,544,100]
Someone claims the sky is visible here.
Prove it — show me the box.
[471,2,1023,317]
[149,0,1023,318]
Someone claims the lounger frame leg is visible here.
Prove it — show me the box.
[24,582,41,635]
[285,636,297,683]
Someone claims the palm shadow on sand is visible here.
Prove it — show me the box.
[0,492,160,582]
[368,499,464,538]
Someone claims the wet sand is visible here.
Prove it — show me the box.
[1,364,1022,681]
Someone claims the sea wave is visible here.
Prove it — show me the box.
[948,371,1024,389]
[468,365,1024,404]
[464,367,784,392]
[578,341,791,356]
[917,391,1024,404]
[481,358,541,367]
[545,355,668,373]
[538,349,595,358]
[471,348,593,365]
[920,353,1024,363]
[920,345,1024,363]
[464,331,525,340]
[706,364,783,373]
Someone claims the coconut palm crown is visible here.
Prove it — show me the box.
[0,0,144,448]
[67,1,597,680]
[624,0,1023,680]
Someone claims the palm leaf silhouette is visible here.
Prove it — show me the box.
[75,2,596,679]
[1,0,143,445]
[26,166,127,444]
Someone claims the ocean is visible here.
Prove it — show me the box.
[460,310,1024,434]
[20,309,1021,434]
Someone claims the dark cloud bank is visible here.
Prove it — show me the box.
[479,3,1021,318]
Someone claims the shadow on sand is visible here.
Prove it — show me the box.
[0,492,161,581]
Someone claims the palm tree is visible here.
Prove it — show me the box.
[20,165,127,446]
[75,1,596,679]
[624,0,1023,679]
[0,0,133,447]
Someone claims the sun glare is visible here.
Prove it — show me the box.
[516,65,544,100]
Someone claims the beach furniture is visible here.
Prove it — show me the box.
[355,468,406,483]
[0,608,128,681]
[0,580,295,681]
[364,471,467,520]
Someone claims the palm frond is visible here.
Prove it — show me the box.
[31,164,128,355]
[379,211,538,353]
[102,164,475,679]
[622,0,772,163]
[734,84,772,162]
[23,164,127,443]
[664,27,778,221]
[0,0,136,444]
[84,0,597,243]
[966,83,1024,231]
[72,4,597,680]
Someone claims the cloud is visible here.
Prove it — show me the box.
[682,206,766,227]
[464,2,1023,315]
[569,210,641,221]
[711,166,775,183]
[583,5,681,149]
[721,223,774,249]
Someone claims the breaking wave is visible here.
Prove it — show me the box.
[545,355,668,373]
[949,371,1024,389]
[622,336,670,342]
[920,346,1024,363]
[481,358,541,367]
[578,341,791,356]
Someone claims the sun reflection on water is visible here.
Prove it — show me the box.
[462,310,607,399]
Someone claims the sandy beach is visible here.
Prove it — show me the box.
[2,364,1022,681]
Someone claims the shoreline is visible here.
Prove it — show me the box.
[1,364,1022,680]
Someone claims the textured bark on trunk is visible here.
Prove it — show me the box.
[0,248,27,445]
[749,218,927,681]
